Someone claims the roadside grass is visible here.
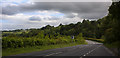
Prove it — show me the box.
[104,41,120,56]
[2,42,87,56]
[104,41,120,48]
[85,38,119,48]
[85,38,104,43]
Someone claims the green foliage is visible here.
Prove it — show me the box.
[2,19,101,49]
[2,35,85,48]
[2,19,103,39]
[75,33,85,43]
[86,38,104,43]
[100,2,120,48]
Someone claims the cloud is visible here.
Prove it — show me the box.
[2,14,83,30]
[32,0,112,2]
[29,16,42,21]
[65,13,76,18]
[48,17,61,20]
[1,14,30,24]
[2,2,112,19]
[1,2,112,30]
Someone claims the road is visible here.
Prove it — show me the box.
[3,40,117,58]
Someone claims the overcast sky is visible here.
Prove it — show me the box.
[0,0,112,30]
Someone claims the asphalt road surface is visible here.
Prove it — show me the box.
[3,40,117,58]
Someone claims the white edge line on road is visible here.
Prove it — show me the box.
[103,46,115,56]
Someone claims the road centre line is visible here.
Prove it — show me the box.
[45,44,95,56]
[45,45,89,56]
[83,45,102,56]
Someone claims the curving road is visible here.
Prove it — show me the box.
[3,40,117,58]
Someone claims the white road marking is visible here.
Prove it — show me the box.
[55,52,62,54]
[47,45,85,56]
[80,57,82,58]
[45,52,62,56]
[45,53,55,56]
[79,45,92,54]
[83,45,102,56]
[86,53,89,54]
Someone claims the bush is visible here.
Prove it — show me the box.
[2,36,74,48]
[2,33,86,49]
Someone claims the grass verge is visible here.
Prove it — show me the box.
[85,38,104,43]
[104,41,120,48]
[104,41,120,56]
[3,42,87,56]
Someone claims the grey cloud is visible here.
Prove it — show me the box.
[2,2,112,19]
[64,13,76,18]
[2,5,21,15]
[2,23,44,30]
[48,17,60,20]
[29,16,42,21]
[29,16,60,21]
[79,11,108,19]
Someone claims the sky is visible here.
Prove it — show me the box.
[0,0,113,30]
